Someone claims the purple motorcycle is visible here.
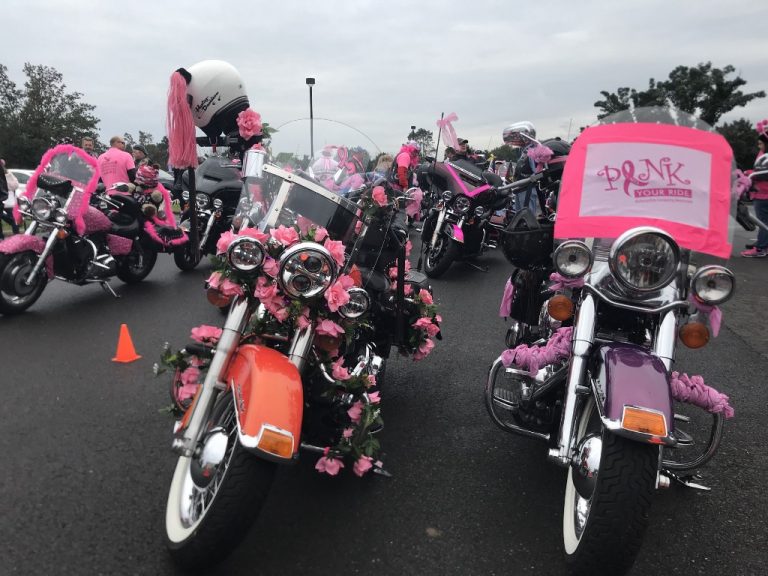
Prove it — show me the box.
[486,108,740,576]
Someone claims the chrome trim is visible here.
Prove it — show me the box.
[262,163,359,213]
[608,227,680,293]
[553,240,593,278]
[199,211,217,248]
[690,265,735,305]
[25,231,59,285]
[583,283,688,314]
[653,311,678,370]
[287,322,315,372]
[237,422,295,462]
[243,149,266,178]
[430,207,447,249]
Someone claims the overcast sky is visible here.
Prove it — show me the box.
[4,0,768,158]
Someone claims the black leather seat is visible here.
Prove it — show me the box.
[37,174,73,195]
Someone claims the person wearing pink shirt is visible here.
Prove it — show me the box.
[97,135,136,189]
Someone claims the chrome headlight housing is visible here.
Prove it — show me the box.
[195,193,211,210]
[609,227,680,292]
[453,195,471,213]
[691,265,734,305]
[17,197,32,212]
[441,190,453,202]
[213,198,223,210]
[226,237,265,273]
[553,240,593,278]
[54,208,68,224]
[278,242,337,299]
[339,288,371,319]
[31,197,57,221]
[181,190,190,201]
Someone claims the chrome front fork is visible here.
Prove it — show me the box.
[548,294,596,466]
[198,211,216,248]
[430,207,447,250]
[173,296,253,456]
[25,231,59,285]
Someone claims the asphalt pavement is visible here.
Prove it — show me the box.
[1,226,766,576]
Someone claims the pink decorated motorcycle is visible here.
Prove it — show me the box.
[486,108,740,576]
[0,145,165,314]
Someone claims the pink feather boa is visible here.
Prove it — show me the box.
[14,144,99,236]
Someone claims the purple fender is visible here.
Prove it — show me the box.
[593,343,675,443]
[448,224,464,243]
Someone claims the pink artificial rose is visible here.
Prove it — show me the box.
[268,305,290,323]
[419,289,433,305]
[347,400,364,423]
[315,455,344,476]
[404,283,412,296]
[240,227,269,243]
[435,314,442,323]
[297,310,312,330]
[180,366,200,388]
[325,280,351,312]
[366,374,376,388]
[314,227,328,242]
[219,278,245,297]
[413,338,435,361]
[297,215,313,236]
[337,274,355,289]
[206,271,222,288]
[270,225,299,246]
[331,357,351,381]
[316,319,345,338]
[236,108,263,140]
[216,230,237,255]
[367,391,381,404]
[263,257,279,277]
[343,427,354,439]
[190,324,223,344]
[372,186,388,207]
[353,455,374,477]
[324,239,346,267]
[413,317,439,338]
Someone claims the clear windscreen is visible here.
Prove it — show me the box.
[41,149,97,192]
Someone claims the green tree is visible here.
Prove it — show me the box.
[407,127,434,155]
[595,62,765,125]
[0,63,100,167]
[718,118,760,170]
[489,145,521,163]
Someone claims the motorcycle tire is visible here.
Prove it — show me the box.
[562,397,657,576]
[116,245,157,284]
[0,252,48,315]
[165,393,276,569]
[173,243,202,271]
[424,235,459,278]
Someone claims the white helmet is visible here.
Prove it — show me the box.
[503,121,536,146]
[182,60,249,137]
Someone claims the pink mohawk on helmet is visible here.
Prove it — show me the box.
[167,69,198,170]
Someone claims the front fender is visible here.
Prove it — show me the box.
[446,224,464,243]
[591,343,675,445]
[0,236,54,279]
[224,344,303,461]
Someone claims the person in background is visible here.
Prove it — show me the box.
[372,154,393,178]
[1,159,20,238]
[453,138,470,160]
[503,121,538,213]
[98,135,136,189]
[741,127,768,257]
[132,144,151,168]
[81,137,96,156]
[392,140,420,190]
[443,146,456,162]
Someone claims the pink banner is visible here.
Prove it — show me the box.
[555,123,733,258]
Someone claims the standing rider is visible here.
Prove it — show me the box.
[392,140,420,190]
[502,121,538,213]
[98,136,137,189]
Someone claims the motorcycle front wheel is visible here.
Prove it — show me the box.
[165,393,276,569]
[116,244,157,283]
[0,252,48,315]
[173,242,202,271]
[424,235,459,278]
[562,397,657,576]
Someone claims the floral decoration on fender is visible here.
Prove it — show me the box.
[157,218,442,477]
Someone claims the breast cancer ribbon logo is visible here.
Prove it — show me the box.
[597,157,691,197]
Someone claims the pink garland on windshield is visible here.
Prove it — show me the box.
[670,371,734,418]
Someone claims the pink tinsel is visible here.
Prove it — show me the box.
[528,144,554,164]
[166,71,198,169]
[548,272,585,292]
[499,277,515,318]
[501,326,573,375]
[670,371,734,418]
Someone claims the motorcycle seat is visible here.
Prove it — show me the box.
[37,174,73,195]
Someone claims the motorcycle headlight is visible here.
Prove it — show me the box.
[339,288,371,319]
[17,197,32,212]
[226,237,265,273]
[195,194,210,210]
[278,242,337,299]
[213,198,223,210]
[609,228,680,292]
[441,190,453,202]
[181,190,189,201]
[453,195,471,213]
[553,241,593,278]
[691,265,734,305]
[31,197,56,221]
[54,208,68,224]
[474,206,486,217]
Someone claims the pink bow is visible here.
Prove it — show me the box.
[548,272,585,292]
[436,112,459,150]
[689,295,722,337]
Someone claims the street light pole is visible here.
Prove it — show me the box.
[306,77,315,160]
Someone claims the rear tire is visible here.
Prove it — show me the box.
[165,394,276,569]
[424,234,459,278]
[116,244,157,283]
[0,252,48,315]
[563,398,657,576]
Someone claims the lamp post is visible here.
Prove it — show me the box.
[306,77,315,160]
[409,125,416,140]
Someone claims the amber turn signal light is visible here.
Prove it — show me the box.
[256,425,294,459]
[547,295,574,321]
[679,322,710,349]
[622,406,668,437]
[206,287,233,308]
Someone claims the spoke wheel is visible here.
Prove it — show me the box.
[116,244,157,283]
[0,252,47,315]
[424,235,458,278]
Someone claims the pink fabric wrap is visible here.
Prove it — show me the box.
[499,277,515,317]
[14,144,99,235]
[167,71,198,169]
[501,326,573,374]
[107,234,133,256]
[0,235,53,278]
[734,169,752,198]
[548,272,585,292]
[436,112,459,150]
[82,206,113,234]
[670,371,734,418]
[689,295,722,338]
[528,144,554,165]
[405,188,423,220]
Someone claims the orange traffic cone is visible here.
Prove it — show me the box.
[112,323,142,363]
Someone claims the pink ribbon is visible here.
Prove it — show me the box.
[734,169,752,198]
[499,277,515,318]
[336,146,348,166]
[436,112,459,150]
[670,371,734,418]
[548,272,585,292]
[500,326,573,375]
[689,295,722,337]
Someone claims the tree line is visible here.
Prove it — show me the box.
[0,61,764,170]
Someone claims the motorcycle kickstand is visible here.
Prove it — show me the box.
[662,469,711,491]
[99,281,121,298]
[464,260,489,273]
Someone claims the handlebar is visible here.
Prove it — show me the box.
[496,172,543,193]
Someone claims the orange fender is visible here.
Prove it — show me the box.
[224,344,304,461]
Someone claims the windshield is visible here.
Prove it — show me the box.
[41,147,98,192]
[555,107,735,259]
